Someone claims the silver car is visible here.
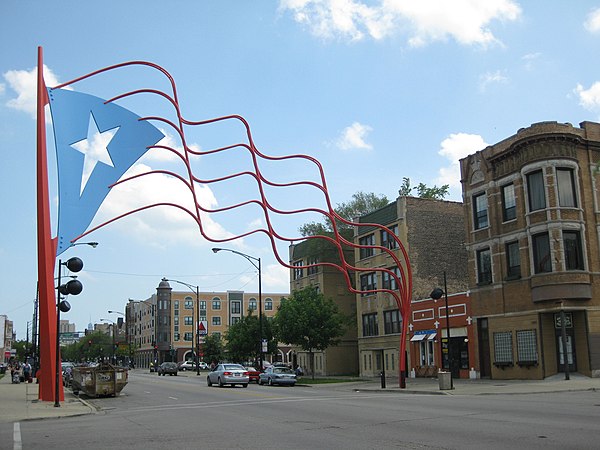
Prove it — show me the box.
[258,366,297,386]
[206,363,249,387]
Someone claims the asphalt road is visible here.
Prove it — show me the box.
[13,371,600,449]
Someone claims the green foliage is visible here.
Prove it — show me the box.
[398,177,449,200]
[298,191,389,237]
[274,287,346,352]
[11,340,29,361]
[225,311,277,364]
[60,330,113,362]
[202,333,224,364]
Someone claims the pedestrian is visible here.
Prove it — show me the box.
[295,365,303,377]
[23,362,32,383]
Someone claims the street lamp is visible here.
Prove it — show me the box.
[430,271,453,390]
[54,257,84,407]
[164,278,201,376]
[212,247,263,372]
[100,318,116,365]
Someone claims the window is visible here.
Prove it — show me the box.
[563,231,584,270]
[527,170,546,211]
[212,317,221,326]
[362,313,378,337]
[493,331,513,365]
[184,332,193,341]
[212,298,221,310]
[184,316,193,326]
[173,317,179,326]
[307,256,319,275]
[383,310,401,334]
[516,330,538,365]
[359,234,375,259]
[382,267,400,290]
[174,333,180,341]
[473,193,488,230]
[502,184,516,221]
[199,301,206,310]
[265,298,273,310]
[533,232,551,273]
[419,340,435,366]
[476,248,492,284]
[231,317,241,325]
[184,297,193,309]
[248,298,257,311]
[174,300,179,309]
[506,241,520,279]
[557,168,577,207]
[293,260,304,280]
[360,272,377,295]
[381,225,399,249]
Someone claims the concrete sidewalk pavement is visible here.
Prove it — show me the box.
[0,374,94,423]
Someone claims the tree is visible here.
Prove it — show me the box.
[299,191,389,236]
[202,333,224,365]
[273,287,347,379]
[225,311,277,365]
[398,177,449,200]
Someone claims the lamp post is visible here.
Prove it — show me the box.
[430,271,453,390]
[54,257,84,407]
[212,247,263,372]
[164,279,201,376]
[108,310,129,367]
[100,318,117,364]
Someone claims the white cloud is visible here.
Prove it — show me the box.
[436,133,488,199]
[94,162,235,248]
[575,82,600,112]
[140,128,202,164]
[521,52,541,71]
[0,83,5,96]
[479,70,509,92]
[240,263,290,292]
[3,65,62,118]
[279,0,521,46]
[584,7,600,33]
[336,121,373,150]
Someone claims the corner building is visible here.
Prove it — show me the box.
[460,121,600,380]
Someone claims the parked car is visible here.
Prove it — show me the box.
[198,361,209,370]
[259,366,297,386]
[158,362,178,376]
[206,363,249,387]
[245,366,260,383]
[178,361,196,371]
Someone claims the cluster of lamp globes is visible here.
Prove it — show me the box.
[57,257,85,313]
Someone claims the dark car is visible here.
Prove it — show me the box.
[157,362,178,376]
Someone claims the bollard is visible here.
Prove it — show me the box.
[380,371,386,389]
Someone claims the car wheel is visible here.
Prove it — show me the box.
[181,367,186,371]
[218,377,224,387]
[268,378,273,386]
[242,384,248,388]
[207,377,212,386]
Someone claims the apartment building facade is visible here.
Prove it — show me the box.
[355,196,470,379]
[460,121,600,380]
[126,278,285,368]
[289,237,359,376]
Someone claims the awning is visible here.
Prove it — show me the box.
[427,333,437,341]
[410,334,427,342]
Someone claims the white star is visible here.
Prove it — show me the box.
[71,113,118,195]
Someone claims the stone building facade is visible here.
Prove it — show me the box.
[460,121,600,379]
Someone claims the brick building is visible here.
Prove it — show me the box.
[127,279,285,369]
[460,121,600,380]
[355,196,471,379]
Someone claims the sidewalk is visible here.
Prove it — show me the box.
[0,374,94,423]
[348,372,600,395]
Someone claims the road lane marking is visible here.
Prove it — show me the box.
[13,422,22,450]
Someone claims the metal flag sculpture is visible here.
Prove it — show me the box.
[36,47,412,401]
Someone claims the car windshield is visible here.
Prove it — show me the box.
[164,363,177,367]
[274,368,294,374]
[223,364,245,370]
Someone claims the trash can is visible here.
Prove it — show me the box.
[71,363,128,397]
[438,371,452,390]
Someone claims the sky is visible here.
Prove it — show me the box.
[2,1,600,341]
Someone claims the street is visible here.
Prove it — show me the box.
[5,370,600,449]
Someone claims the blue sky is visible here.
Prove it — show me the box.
[2,1,600,340]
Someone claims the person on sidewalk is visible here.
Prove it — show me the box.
[23,362,32,383]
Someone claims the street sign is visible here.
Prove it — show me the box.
[262,339,268,352]
[197,320,208,335]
